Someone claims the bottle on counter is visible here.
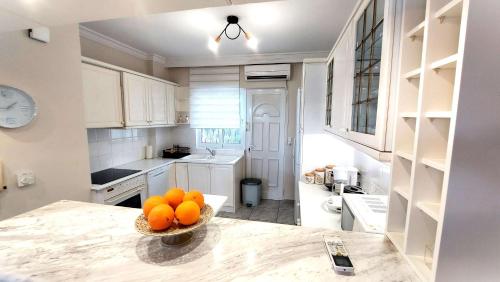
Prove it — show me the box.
[304,172,315,184]
[314,168,325,185]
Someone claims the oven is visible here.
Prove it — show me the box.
[92,175,147,209]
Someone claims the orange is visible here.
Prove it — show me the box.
[164,188,185,210]
[143,196,165,218]
[147,204,175,231]
[175,201,200,225]
[183,190,205,209]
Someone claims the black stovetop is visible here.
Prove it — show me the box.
[91,168,141,185]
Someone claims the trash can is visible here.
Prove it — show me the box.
[241,178,262,207]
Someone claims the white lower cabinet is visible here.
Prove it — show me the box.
[187,163,211,194]
[166,164,176,188]
[210,165,234,209]
[175,160,243,212]
[175,163,189,189]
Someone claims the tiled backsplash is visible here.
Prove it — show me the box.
[87,128,152,172]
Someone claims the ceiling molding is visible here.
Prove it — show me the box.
[165,51,329,68]
[146,54,167,65]
[79,25,328,68]
[79,25,149,60]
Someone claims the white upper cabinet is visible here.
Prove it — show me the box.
[81,63,123,128]
[149,79,168,125]
[122,72,177,127]
[81,57,179,129]
[166,84,176,125]
[324,0,400,156]
[122,72,150,126]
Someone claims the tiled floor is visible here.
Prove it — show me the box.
[216,199,296,225]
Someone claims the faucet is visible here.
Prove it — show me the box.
[206,147,216,158]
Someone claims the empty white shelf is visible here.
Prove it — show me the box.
[400,112,417,118]
[404,68,421,80]
[424,111,452,119]
[406,21,426,39]
[431,54,458,70]
[417,202,440,221]
[435,0,463,20]
[421,158,445,172]
[396,150,414,161]
[387,232,405,253]
[394,186,410,200]
[408,255,433,282]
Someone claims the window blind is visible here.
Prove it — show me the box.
[189,67,241,129]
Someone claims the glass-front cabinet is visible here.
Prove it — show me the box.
[325,59,334,127]
[324,0,400,158]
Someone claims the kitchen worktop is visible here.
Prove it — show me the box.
[298,181,342,230]
[0,201,418,281]
[91,155,244,191]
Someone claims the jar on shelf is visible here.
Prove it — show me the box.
[325,164,336,185]
[304,172,315,184]
[314,168,325,185]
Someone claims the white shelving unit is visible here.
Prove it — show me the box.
[386,0,475,281]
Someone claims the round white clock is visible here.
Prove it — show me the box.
[0,85,37,128]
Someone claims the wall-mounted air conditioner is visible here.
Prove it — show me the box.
[244,64,291,81]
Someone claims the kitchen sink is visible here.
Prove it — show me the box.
[180,154,240,164]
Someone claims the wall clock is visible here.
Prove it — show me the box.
[0,85,37,128]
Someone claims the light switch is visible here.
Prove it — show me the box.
[16,170,35,187]
[287,137,293,145]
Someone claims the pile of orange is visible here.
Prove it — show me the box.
[143,188,205,231]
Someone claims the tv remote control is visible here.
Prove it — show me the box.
[323,236,354,274]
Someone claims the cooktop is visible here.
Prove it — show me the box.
[91,168,141,185]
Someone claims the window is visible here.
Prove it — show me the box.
[197,128,242,149]
[352,0,384,135]
[190,66,245,149]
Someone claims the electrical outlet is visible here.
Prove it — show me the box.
[16,170,35,187]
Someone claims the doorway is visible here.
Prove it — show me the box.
[245,88,287,200]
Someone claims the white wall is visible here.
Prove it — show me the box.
[0,25,91,220]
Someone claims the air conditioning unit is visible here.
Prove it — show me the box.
[244,64,291,81]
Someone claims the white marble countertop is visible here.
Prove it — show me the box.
[299,181,342,230]
[0,201,418,282]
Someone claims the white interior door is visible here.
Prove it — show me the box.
[246,88,286,200]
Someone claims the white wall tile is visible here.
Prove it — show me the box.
[87,128,156,172]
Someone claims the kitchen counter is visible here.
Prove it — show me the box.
[0,201,418,281]
[298,181,342,230]
[91,155,244,191]
[91,158,177,191]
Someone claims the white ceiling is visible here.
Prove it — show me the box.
[0,0,276,33]
[82,0,356,62]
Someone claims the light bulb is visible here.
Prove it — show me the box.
[246,33,258,51]
[208,36,219,53]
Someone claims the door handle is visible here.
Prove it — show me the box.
[248,145,255,152]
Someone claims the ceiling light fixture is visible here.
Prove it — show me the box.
[208,15,258,52]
